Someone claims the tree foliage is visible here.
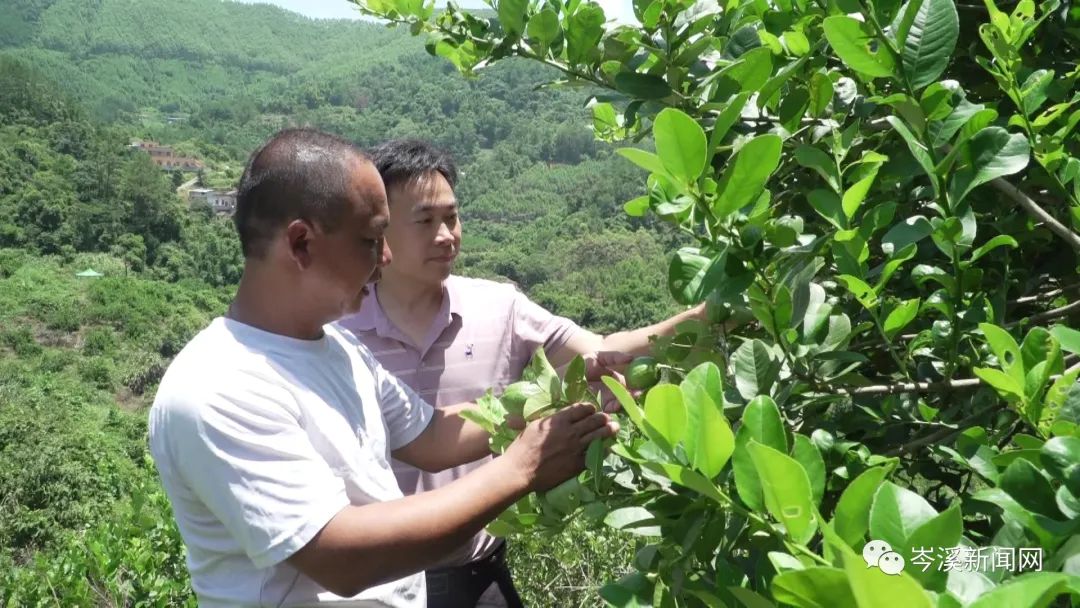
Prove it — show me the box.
[358,0,1080,604]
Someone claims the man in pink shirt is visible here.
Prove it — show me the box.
[339,139,708,608]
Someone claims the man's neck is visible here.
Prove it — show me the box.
[228,265,326,340]
[375,274,447,347]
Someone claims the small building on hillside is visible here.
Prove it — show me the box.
[188,187,237,215]
[130,140,204,172]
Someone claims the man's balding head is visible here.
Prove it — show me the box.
[234,128,375,258]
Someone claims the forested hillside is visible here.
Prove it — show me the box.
[0,0,679,604]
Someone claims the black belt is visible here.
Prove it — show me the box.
[426,542,525,608]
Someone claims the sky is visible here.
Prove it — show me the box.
[235,0,635,24]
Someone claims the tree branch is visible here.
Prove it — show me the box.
[836,377,983,396]
[992,177,1080,253]
[1006,299,1080,327]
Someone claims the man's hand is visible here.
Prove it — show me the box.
[584,351,640,413]
[503,404,618,492]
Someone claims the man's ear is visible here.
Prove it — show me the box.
[285,219,314,269]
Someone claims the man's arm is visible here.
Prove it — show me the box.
[548,303,707,367]
[288,404,617,597]
[391,402,492,472]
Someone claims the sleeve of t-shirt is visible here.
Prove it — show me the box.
[370,353,435,451]
[510,287,583,359]
[161,377,350,570]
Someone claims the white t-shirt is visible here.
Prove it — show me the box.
[149,317,434,607]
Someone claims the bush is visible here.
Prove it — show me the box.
[79,356,118,391]
[1,325,41,356]
[0,484,196,608]
[83,325,118,356]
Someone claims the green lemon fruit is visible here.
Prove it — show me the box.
[626,356,660,390]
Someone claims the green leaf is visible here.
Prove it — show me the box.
[808,71,835,118]
[748,441,819,544]
[713,46,774,98]
[885,116,938,192]
[823,16,897,78]
[834,466,890,548]
[968,572,1079,608]
[682,363,735,479]
[837,274,878,310]
[707,93,750,164]
[733,395,788,511]
[948,127,1031,206]
[712,135,783,218]
[869,482,938,549]
[604,507,662,536]
[614,72,673,100]
[732,339,779,400]
[877,242,916,293]
[882,216,933,255]
[623,195,649,217]
[1020,69,1054,116]
[654,108,707,184]
[1042,370,1080,436]
[602,376,647,436]
[563,355,588,404]
[1001,458,1062,518]
[967,234,1018,264]
[565,4,605,65]
[617,147,669,176]
[974,367,1026,400]
[842,552,934,608]
[599,572,654,607]
[979,322,1024,384]
[884,298,920,338]
[668,247,725,306]
[901,503,963,590]
[901,0,959,90]
[930,97,988,148]
[643,383,687,454]
[542,477,584,515]
[641,461,726,504]
[842,165,880,219]
[526,9,560,46]
[772,568,857,608]
[1050,325,1080,355]
[791,434,826,506]
[795,145,841,191]
[523,346,560,397]
[496,0,528,35]
[1041,436,1080,496]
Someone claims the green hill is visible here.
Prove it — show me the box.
[0,0,677,604]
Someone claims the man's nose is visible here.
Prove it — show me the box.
[379,238,392,267]
[434,222,453,244]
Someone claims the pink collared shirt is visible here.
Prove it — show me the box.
[339,274,582,567]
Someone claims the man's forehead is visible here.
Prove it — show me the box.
[387,172,454,207]
[411,199,457,213]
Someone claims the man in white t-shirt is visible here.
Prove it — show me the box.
[148,128,618,607]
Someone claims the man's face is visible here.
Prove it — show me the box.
[301,159,392,318]
[382,171,461,287]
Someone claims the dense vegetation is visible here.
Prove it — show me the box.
[359,0,1080,605]
[0,0,684,604]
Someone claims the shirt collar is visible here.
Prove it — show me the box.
[343,276,463,340]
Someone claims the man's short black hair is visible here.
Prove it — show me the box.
[368,139,458,193]
[234,128,367,258]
